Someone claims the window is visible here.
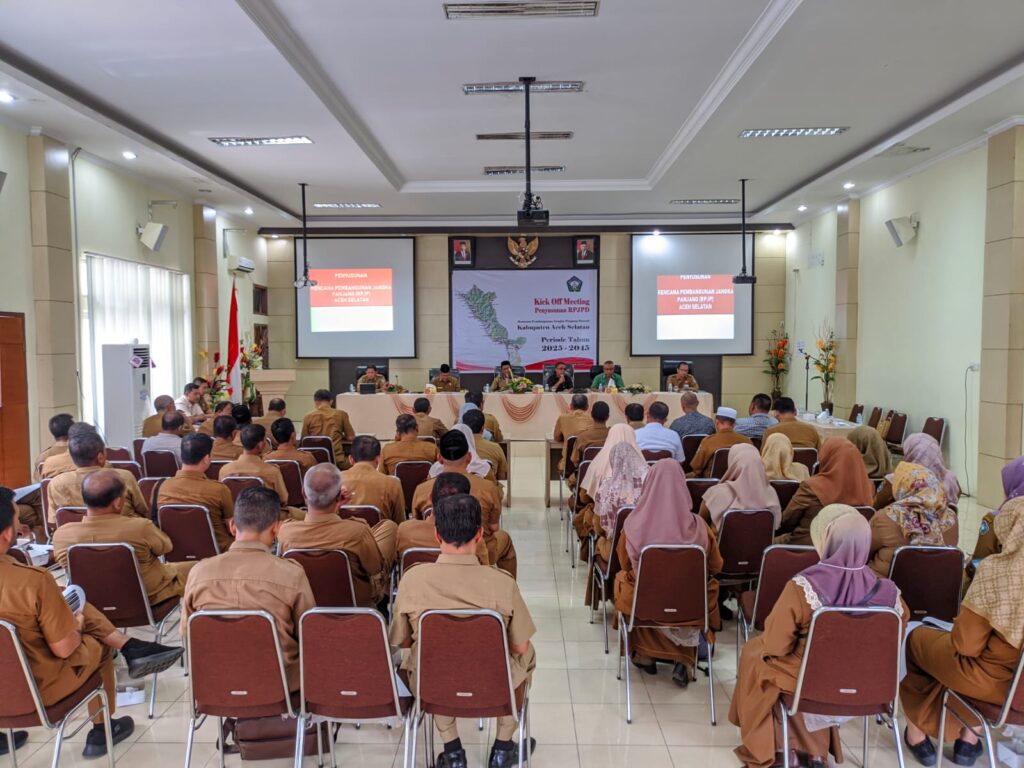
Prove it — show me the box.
[253,284,268,315]
[254,323,269,369]
[79,252,193,428]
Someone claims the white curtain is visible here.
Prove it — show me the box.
[80,252,192,428]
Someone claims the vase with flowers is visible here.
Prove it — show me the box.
[762,328,790,401]
[810,326,837,414]
[197,349,229,406]
[237,338,264,405]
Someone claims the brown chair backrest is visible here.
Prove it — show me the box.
[66,543,153,628]
[848,404,864,423]
[206,460,229,480]
[399,547,441,578]
[750,436,763,451]
[142,450,179,478]
[885,412,908,445]
[630,545,708,628]
[394,461,433,513]
[0,621,48,727]
[108,459,142,480]
[418,436,437,445]
[186,610,293,719]
[267,459,304,506]
[54,506,86,528]
[138,476,164,515]
[751,545,819,631]
[340,505,382,527]
[866,407,882,429]
[718,509,775,580]
[686,478,718,516]
[562,435,578,476]
[922,417,946,445]
[158,505,219,562]
[40,477,52,528]
[132,437,146,465]
[642,449,672,463]
[300,436,334,456]
[582,445,602,462]
[105,446,131,462]
[417,610,516,720]
[854,505,875,521]
[681,434,707,473]
[221,476,264,503]
[889,546,964,622]
[300,446,332,466]
[8,547,29,565]
[792,448,818,473]
[597,506,634,587]
[709,448,731,479]
[282,549,356,607]
[574,460,593,510]
[299,608,401,721]
[770,480,802,511]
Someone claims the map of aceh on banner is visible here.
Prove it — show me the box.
[451,270,598,373]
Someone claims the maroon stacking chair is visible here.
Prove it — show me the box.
[54,506,86,528]
[221,476,264,504]
[589,505,634,653]
[108,459,142,480]
[300,436,335,463]
[138,476,164,515]
[779,606,905,768]
[567,459,593,567]
[300,446,332,466]
[686,478,718,516]
[559,435,579,513]
[770,480,802,513]
[750,435,763,451]
[792,448,818,474]
[0,620,116,768]
[7,546,29,565]
[183,610,301,768]
[546,441,562,513]
[855,505,876,522]
[409,610,530,768]
[738,545,819,645]
[848,404,865,423]
[641,449,672,464]
[268,459,304,506]
[142,449,179,478]
[866,407,883,429]
[40,477,53,540]
[282,549,357,608]
[617,544,715,724]
[132,437,146,465]
[157,505,219,562]
[390,547,442,612]
[394,460,432,518]
[582,445,603,462]
[681,434,707,473]
[885,412,909,451]
[105,446,131,461]
[889,545,965,623]
[339,504,382,527]
[922,417,947,446]
[66,543,179,718]
[205,460,228,480]
[417,435,437,445]
[717,509,776,588]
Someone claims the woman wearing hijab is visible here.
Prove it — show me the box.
[868,463,957,576]
[730,508,907,768]
[592,442,648,561]
[428,424,498,485]
[573,424,641,552]
[761,433,809,482]
[968,456,1024,576]
[874,433,961,510]
[847,425,892,480]
[900,497,1024,767]
[613,459,722,687]
[778,438,875,545]
[700,443,782,531]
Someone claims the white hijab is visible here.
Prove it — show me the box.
[428,423,493,478]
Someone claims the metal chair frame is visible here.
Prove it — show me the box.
[558,436,578,516]
[716,508,775,588]
[566,459,593,567]
[156,504,220,561]
[737,544,818,647]
[282,549,358,608]
[339,504,383,527]
[588,505,634,653]
[141,449,181,477]
[888,545,966,622]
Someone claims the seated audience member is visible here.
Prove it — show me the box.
[614,460,722,687]
[731,508,907,768]
[590,360,624,391]
[142,396,176,438]
[41,421,97,479]
[546,361,574,392]
[700,443,781,532]
[396,472,488,565]
[763,397,821,449]
[210,415,243,460]
[156,432,235,552]
[624,403,645,429]
[688,407,753,478]
[198,400,233,436]
[302,389,356,469]
[669,391,715,441]
[53,470,196,602]
[231,403,254,431]
[665,360,699,391]
[265,417,316,474]
[491,360,516,391]
[174,382,206,423]
[777,438,874,545]
[635,401,684,461]
[553,393,592,472]
[48,430,148,522]
[428,424,498,485]
[413,397,448,442]
[182,486,315,692]
[141,410,186,463]
[33,412,74,479]
[760,432,809,481]
[0,488,183,759]
[969,456,1023,576]
[874,432,961,510]
[341,435,406,524]
[568,401,612,486]
[573,424,642,554]
[735,393,778,440]
[458,391,503,442]
[278,463,397,607]
[381,414,438,474]
[357,363,388,392]
[14,413,76,541]
[191,377,212,413]
[219,424,303,519]
[589,440,648,565]
[431,363,460,392]
[847,425,892,480]
[463,409,508,484]
[253,398,287,433]
[412,430,515,577]
[900,498,1024,768]
[389,492,537,768]
[867,463,957,577]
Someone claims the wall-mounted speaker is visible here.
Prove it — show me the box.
[138,221,168,251]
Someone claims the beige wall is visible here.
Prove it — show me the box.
[214,215,268,357]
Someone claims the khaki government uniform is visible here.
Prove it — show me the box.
[47,466,148,523]
[666,373,699,390]
[40,451,77,479]
[182,541,315,691]
[484,413,504,443]
[688,430,753,477]
[141,413,163,438]
[211,439,243,461]
[763,419,822,450]
[628,420,645,430]
[430,374,460,392]
[253,409,286,434]
[567,423,610,489]
[356,374,387,392]
[156,469,235,553]
[302,403,356,468]
[553,410,592,472]
[197,417,219,436]
[341,463,407,524]
[389,553,537,742]
[218,454,305,521]
[414,412,448,443]
[266,443,317,474]
[380,437,437,475]
[473,435,508,480]
[396,518,489,565]
[278,514,397,606]
[33,441,69,482]
[52,514,195,604]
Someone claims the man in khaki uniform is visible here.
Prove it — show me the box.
[142,395,177,438]
[52,470,195,604]
[413,397,448,443]
[266,417,317,474]
[356,364,388,392]
[463,392,505,443]
[14,414,75,541]
[411,431,516,578]
[253,397,287,433]
[219,424,304,521]
[156,432,236,553]
[463,409,508,505]
[32,413,74,481]
[381,414,438,474]
[567,401,611,489]
[210,415,243,460]
[665,361,699,391]
[302,389,356,469]
[278,463,397,608]
[182,486,315,692]
[430,364,460,392]
[198,401,233,436]
[397,472,488,565]
[47,431,148,523]
[763,396,822,450]
[688,406,754,477]
[625,403,645,430]
[390,493,537,768]
[341,435,406,525]
[552,394,592,472]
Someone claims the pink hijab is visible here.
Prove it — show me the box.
[595,443,648,534]
[903,433,960,505]
[702,443,782,529]
[623,459,703,569]
[799,512,899,608]
[581,423,640,498]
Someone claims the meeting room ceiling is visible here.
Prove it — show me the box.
[1,0,1023,227]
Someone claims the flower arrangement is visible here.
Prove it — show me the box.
[622,383,651,395]
[197,350,229,405]
[508,376,535,394]
[238,338,263,404]
[810,325,837,407]
[386,383,407,394]
[763,328,791,398]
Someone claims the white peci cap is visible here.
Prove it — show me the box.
[716,406,738,420]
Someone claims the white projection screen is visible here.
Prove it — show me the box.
[631,233,754,356]
[295,238,416,358]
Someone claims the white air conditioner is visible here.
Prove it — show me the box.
[229,254,256,273]
[101,343,152,448]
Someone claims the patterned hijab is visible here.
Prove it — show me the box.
[884,463,955,545]
[761,432,809,481]
[428,424,492,478]
[999,457,1024,513]
[804,438,875,507]
[595,442,648,534]
[903,433,960,505]
[623,459,702,569]
[702,443,781,528]
[963,497,1024,648]
[581,423,640,498]
[847,426,892,478]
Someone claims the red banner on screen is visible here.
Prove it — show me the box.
[309,268,393,308]
[656,274,735,315]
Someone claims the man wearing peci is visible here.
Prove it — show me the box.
[431,364,461,392]
[491,360,516,392]
[546,362,574,392]
[590,360,624,391]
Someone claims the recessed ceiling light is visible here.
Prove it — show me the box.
[208,136,313,147]
[271,234,280,239]
[797,205,808,212]
[668,198,739,205]
[121,150,137,160]
[739,127,849,139]
[0,90,15,104]
[773,229,782,236]
[476,131,574,140]
[312,202,382,209]
[463,81,583,95]
[843,181,856,190]
[483,165,565,175]
[653,229,661,236]
[445,2,599,20]
[244,206,254,215]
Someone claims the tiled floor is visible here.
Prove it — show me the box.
[12,447,991,767]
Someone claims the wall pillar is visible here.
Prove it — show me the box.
[193,205,219,366]
[833,199,860,416]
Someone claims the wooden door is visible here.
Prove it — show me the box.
[0,313,30,487]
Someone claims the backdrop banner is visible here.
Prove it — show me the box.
[451,269,598,373]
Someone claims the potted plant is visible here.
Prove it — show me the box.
[763,328,790,400]
[810,326,837,414]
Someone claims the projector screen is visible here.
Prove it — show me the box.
[295,238,416,358]
[631,234,754,356]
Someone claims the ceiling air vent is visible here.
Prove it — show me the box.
[444,1,598,19]
[484,165,565,175]
[876,142,931,158]
[669,198,740,205]
[477,131,573,140]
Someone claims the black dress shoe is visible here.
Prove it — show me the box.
[436,748,468,768]
[719,602,735,621]
[631,657,658,675]
[82,716,135,758]
[489,737,537,768]
[0,731,28,756]
[672,663,689,688]
[121,641,184,679]
[953,738,984,766]
[904,727,937,767]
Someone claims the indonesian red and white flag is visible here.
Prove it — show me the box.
[226,280,242,397]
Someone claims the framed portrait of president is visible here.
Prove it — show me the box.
[574,236,598,266]
[450,237,475,267]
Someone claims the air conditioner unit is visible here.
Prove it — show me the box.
[229,254,256,273]
[101,343,152,448]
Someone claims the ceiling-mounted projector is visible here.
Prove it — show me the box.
[885,215,919,247]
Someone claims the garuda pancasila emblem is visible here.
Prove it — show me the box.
[506,235,539,268]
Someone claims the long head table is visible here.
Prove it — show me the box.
[335,391,714,441]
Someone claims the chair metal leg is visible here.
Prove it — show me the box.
[329,722,338,768]
[707,635,716,726]
[601,578,609,654]
[616,613,624,681]
[558,478,564,518]
[218,716,226,768]
[780,703,790,766]
[425,713,434,768]
[622,621,633,724]
[316,718,325,768]
[891,711,907,768]
[7,729,18,768]
[294,716,308,768]
[863,716,870,768]
[937,690,949,768]
[183,717,197,768]
[478,717,485,731]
